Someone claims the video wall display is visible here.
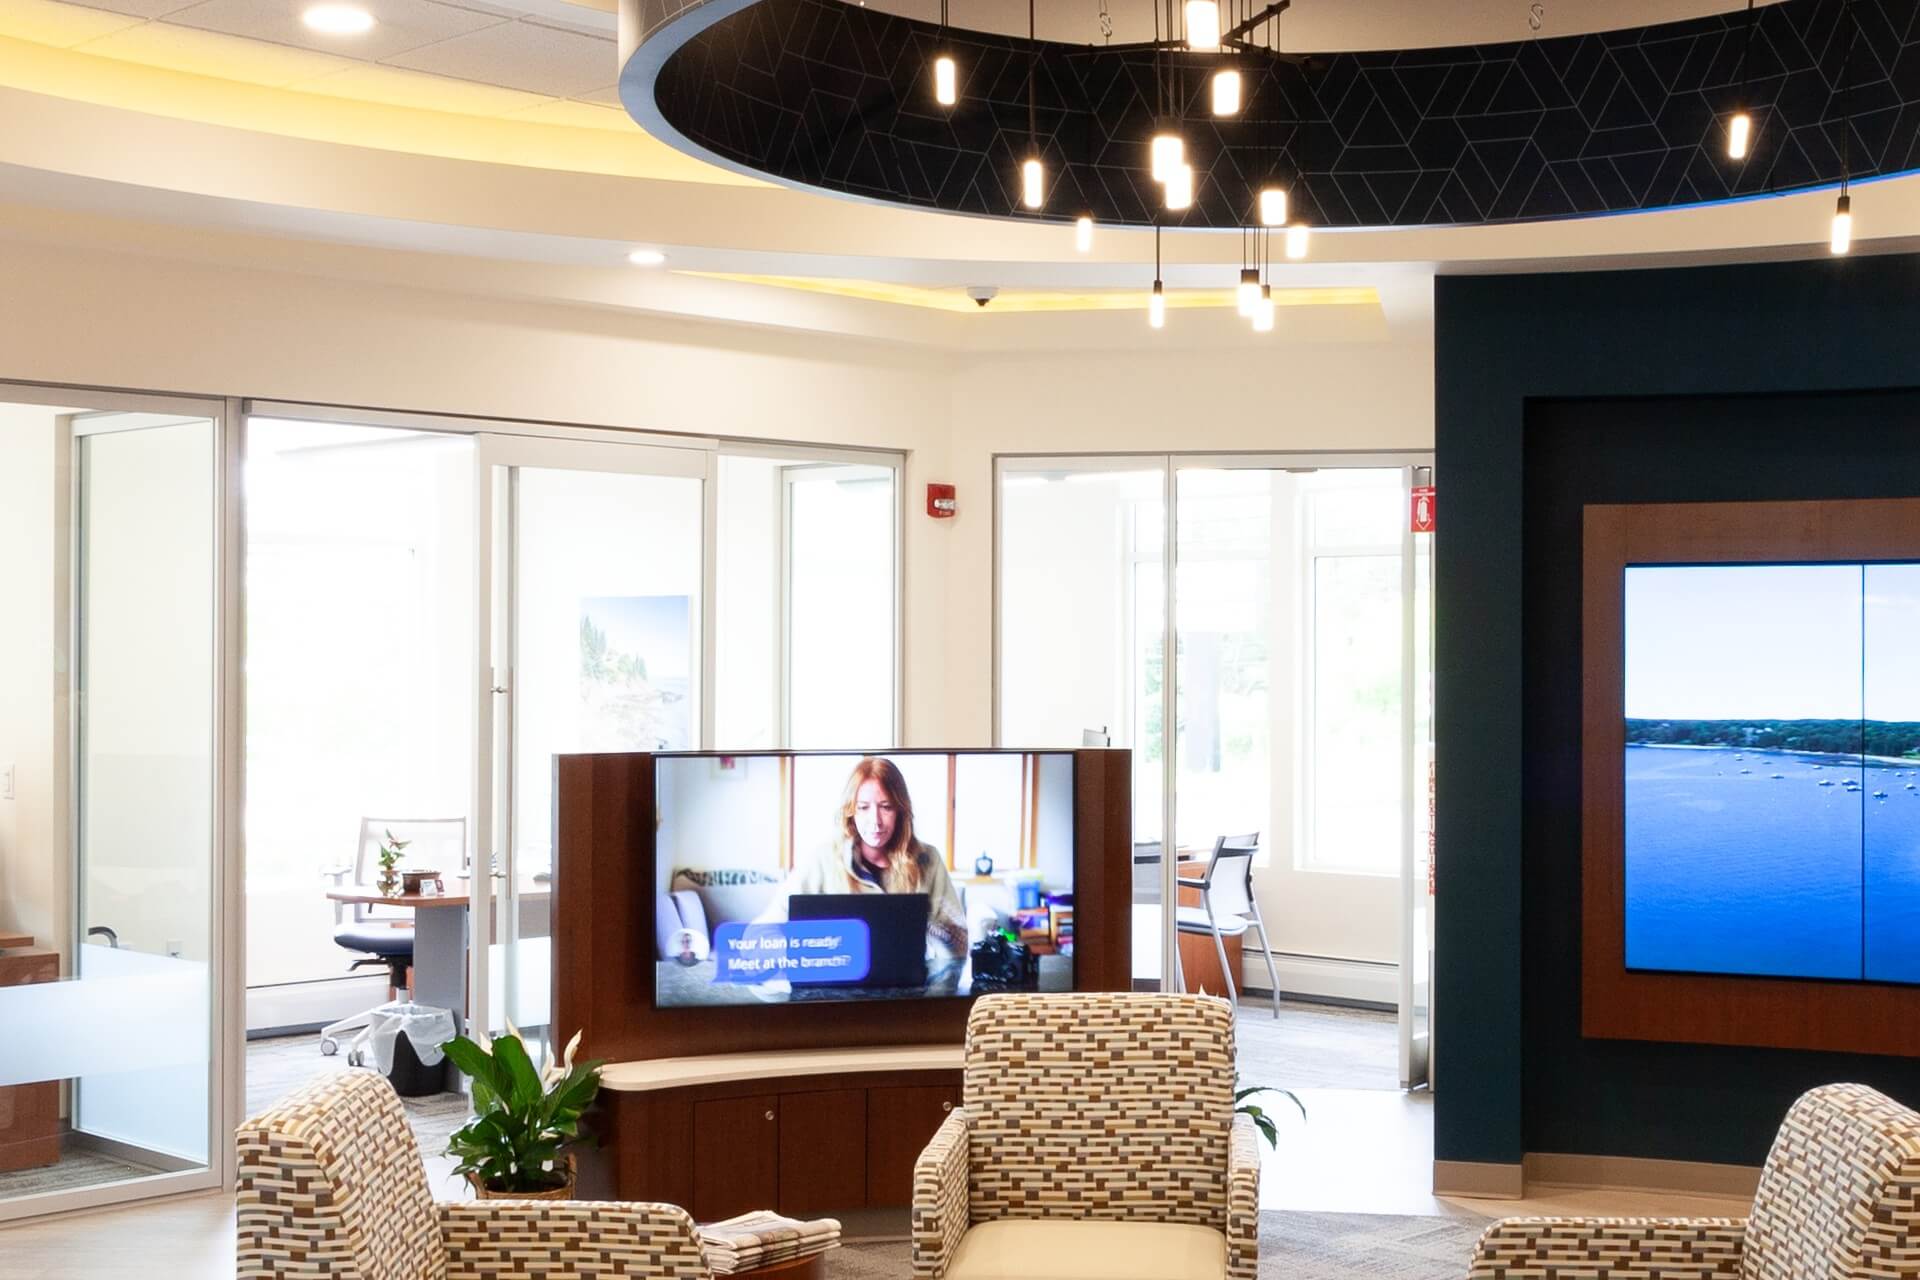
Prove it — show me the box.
[652,751,1075,1006]
[1624,563,1920,983]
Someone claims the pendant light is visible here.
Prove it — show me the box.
[1185,0,1219,51]
[1727,0,1753,158]
[1149,225,1166,329]
[1237,267,1260,316]
[1151,131,1185,181]
[1075,214,1094,252]
[1285,221,1309,259]
[932,0,957,106]
[1165,162,1194,211]
[1211,66,1241,115]
[1252,283,1274,332]
[1830,0,1854,254]
[1019,0,1044,210]
[1259,186,1287,226]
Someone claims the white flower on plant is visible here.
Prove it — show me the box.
[542,1030,583,1087]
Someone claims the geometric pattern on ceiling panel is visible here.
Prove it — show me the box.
[633,0,1920,229]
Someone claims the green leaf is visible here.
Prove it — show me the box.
[491,1033,543,1110]
[441,1036,506,1098]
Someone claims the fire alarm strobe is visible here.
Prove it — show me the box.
[927,484,957,518]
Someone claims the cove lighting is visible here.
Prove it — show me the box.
[302,3,375,35]
[627,248,668,266]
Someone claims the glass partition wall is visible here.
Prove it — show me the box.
[0,394,234,1223]
[997,455,1433,1087]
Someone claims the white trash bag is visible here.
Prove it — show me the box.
[351,1002,457,1076]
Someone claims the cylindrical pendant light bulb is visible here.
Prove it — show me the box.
[1211,67,1241,116]
[934,54,957,106]
[1253,284,1274,333]
[1831,193,1852,255]
[1150,131,1184,183]
[1021,157,1045,209]
[1075,215,1093,252]
[1285,222,1309,260]
[1259,186,1288,227]
[1165,163,1194,211]
[1727,110,1751,160]
[1149,280,1166,329]
[1184,0,1220,51]
[1236,267,1260,316]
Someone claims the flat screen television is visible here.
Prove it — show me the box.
[652,750,1076,1007]
[1623,562,1920,984]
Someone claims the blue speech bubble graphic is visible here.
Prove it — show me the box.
[711,919,871,984]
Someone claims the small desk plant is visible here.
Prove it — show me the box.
[442,1027,604,1199]
[375,829,409,897]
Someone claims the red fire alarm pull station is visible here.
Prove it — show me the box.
[1410,485,1436,534]
[927,484,957,518]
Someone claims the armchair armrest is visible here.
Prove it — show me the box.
[912,1107,971,1279]
[1226,1112,1260,1280]
[1469,1216,1747,1278]
[438,1199,712,1279]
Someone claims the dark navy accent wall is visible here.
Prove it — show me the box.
[1435,254,1920,1168]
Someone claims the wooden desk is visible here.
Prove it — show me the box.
[1175,860,1243,1000]
[324,878,552,1027]
[0,944,59,1171]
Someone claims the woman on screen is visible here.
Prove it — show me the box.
[761,756,968,968]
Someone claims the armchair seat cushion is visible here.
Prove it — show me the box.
[945,1219,1228,1280]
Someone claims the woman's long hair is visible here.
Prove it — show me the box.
[839,757,925,894]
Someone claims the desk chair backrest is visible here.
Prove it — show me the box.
[340,817,467,925]
[1132,840,1163,903]
[1743,1082,1920,1280]
[1197,833,1260,918]
[237,1070,447,1280]
[962,992,1236,1227]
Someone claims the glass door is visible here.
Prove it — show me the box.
[474,435,711,1052]
[1400,466,1434,1089]
[996,460,1175,990]
[0,401,228,1222]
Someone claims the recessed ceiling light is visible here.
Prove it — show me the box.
[627,249,667,267]
[302,4,375,35]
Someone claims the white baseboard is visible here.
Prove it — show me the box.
[1240,949,1399,1007]
[246,976,389,1036]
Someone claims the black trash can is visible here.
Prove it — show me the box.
[357,1002,456,1097]
[386,1027,447,1097]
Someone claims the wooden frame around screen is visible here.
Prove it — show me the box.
[1583,497,1920,1054]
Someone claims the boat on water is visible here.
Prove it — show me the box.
[1770,773,1785,779]
[1739,769,1752,775]
[1819,780,1837,787]
[1874,791,1889,800]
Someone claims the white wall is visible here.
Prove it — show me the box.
[0,231,1432,980]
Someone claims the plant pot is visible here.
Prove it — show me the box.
[469,1155,575,1201]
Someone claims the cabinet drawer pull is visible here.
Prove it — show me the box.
[941,1101,953,1112]
[764,1110,775,1121]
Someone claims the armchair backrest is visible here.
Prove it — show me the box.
[1744,1083,1920,1280]
[962,992,1236,1226]
[238,1070,448,1280]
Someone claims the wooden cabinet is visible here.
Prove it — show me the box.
[865,1084,959,1208]
[776,1089,866,1216]
[591,1068,966,1220]
[692,1094,780,1222]
[0,946,59,1172]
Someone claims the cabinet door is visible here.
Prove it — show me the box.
[777,1088,867,1215]
[692,1094,780,1223]
[866,1084,960,1208]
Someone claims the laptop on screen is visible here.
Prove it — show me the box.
[787,892,930,988]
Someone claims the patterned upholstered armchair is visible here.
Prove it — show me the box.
[912,992,1260,1280]
[1470,1083,1920,1279]
[238,1070,711,1280]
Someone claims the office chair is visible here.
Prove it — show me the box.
[318,817,466,1057]
[1176,833,1283,1017]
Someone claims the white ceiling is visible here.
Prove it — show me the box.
[61,0,622,99]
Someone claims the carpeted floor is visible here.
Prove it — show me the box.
[823,1211,1487,1279]
[0,1147,158,1199]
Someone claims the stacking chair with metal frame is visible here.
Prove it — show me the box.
[317,816,466,1056]
[1176,833,1282,1017]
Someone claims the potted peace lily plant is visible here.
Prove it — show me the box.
[442,1027,603,1200]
